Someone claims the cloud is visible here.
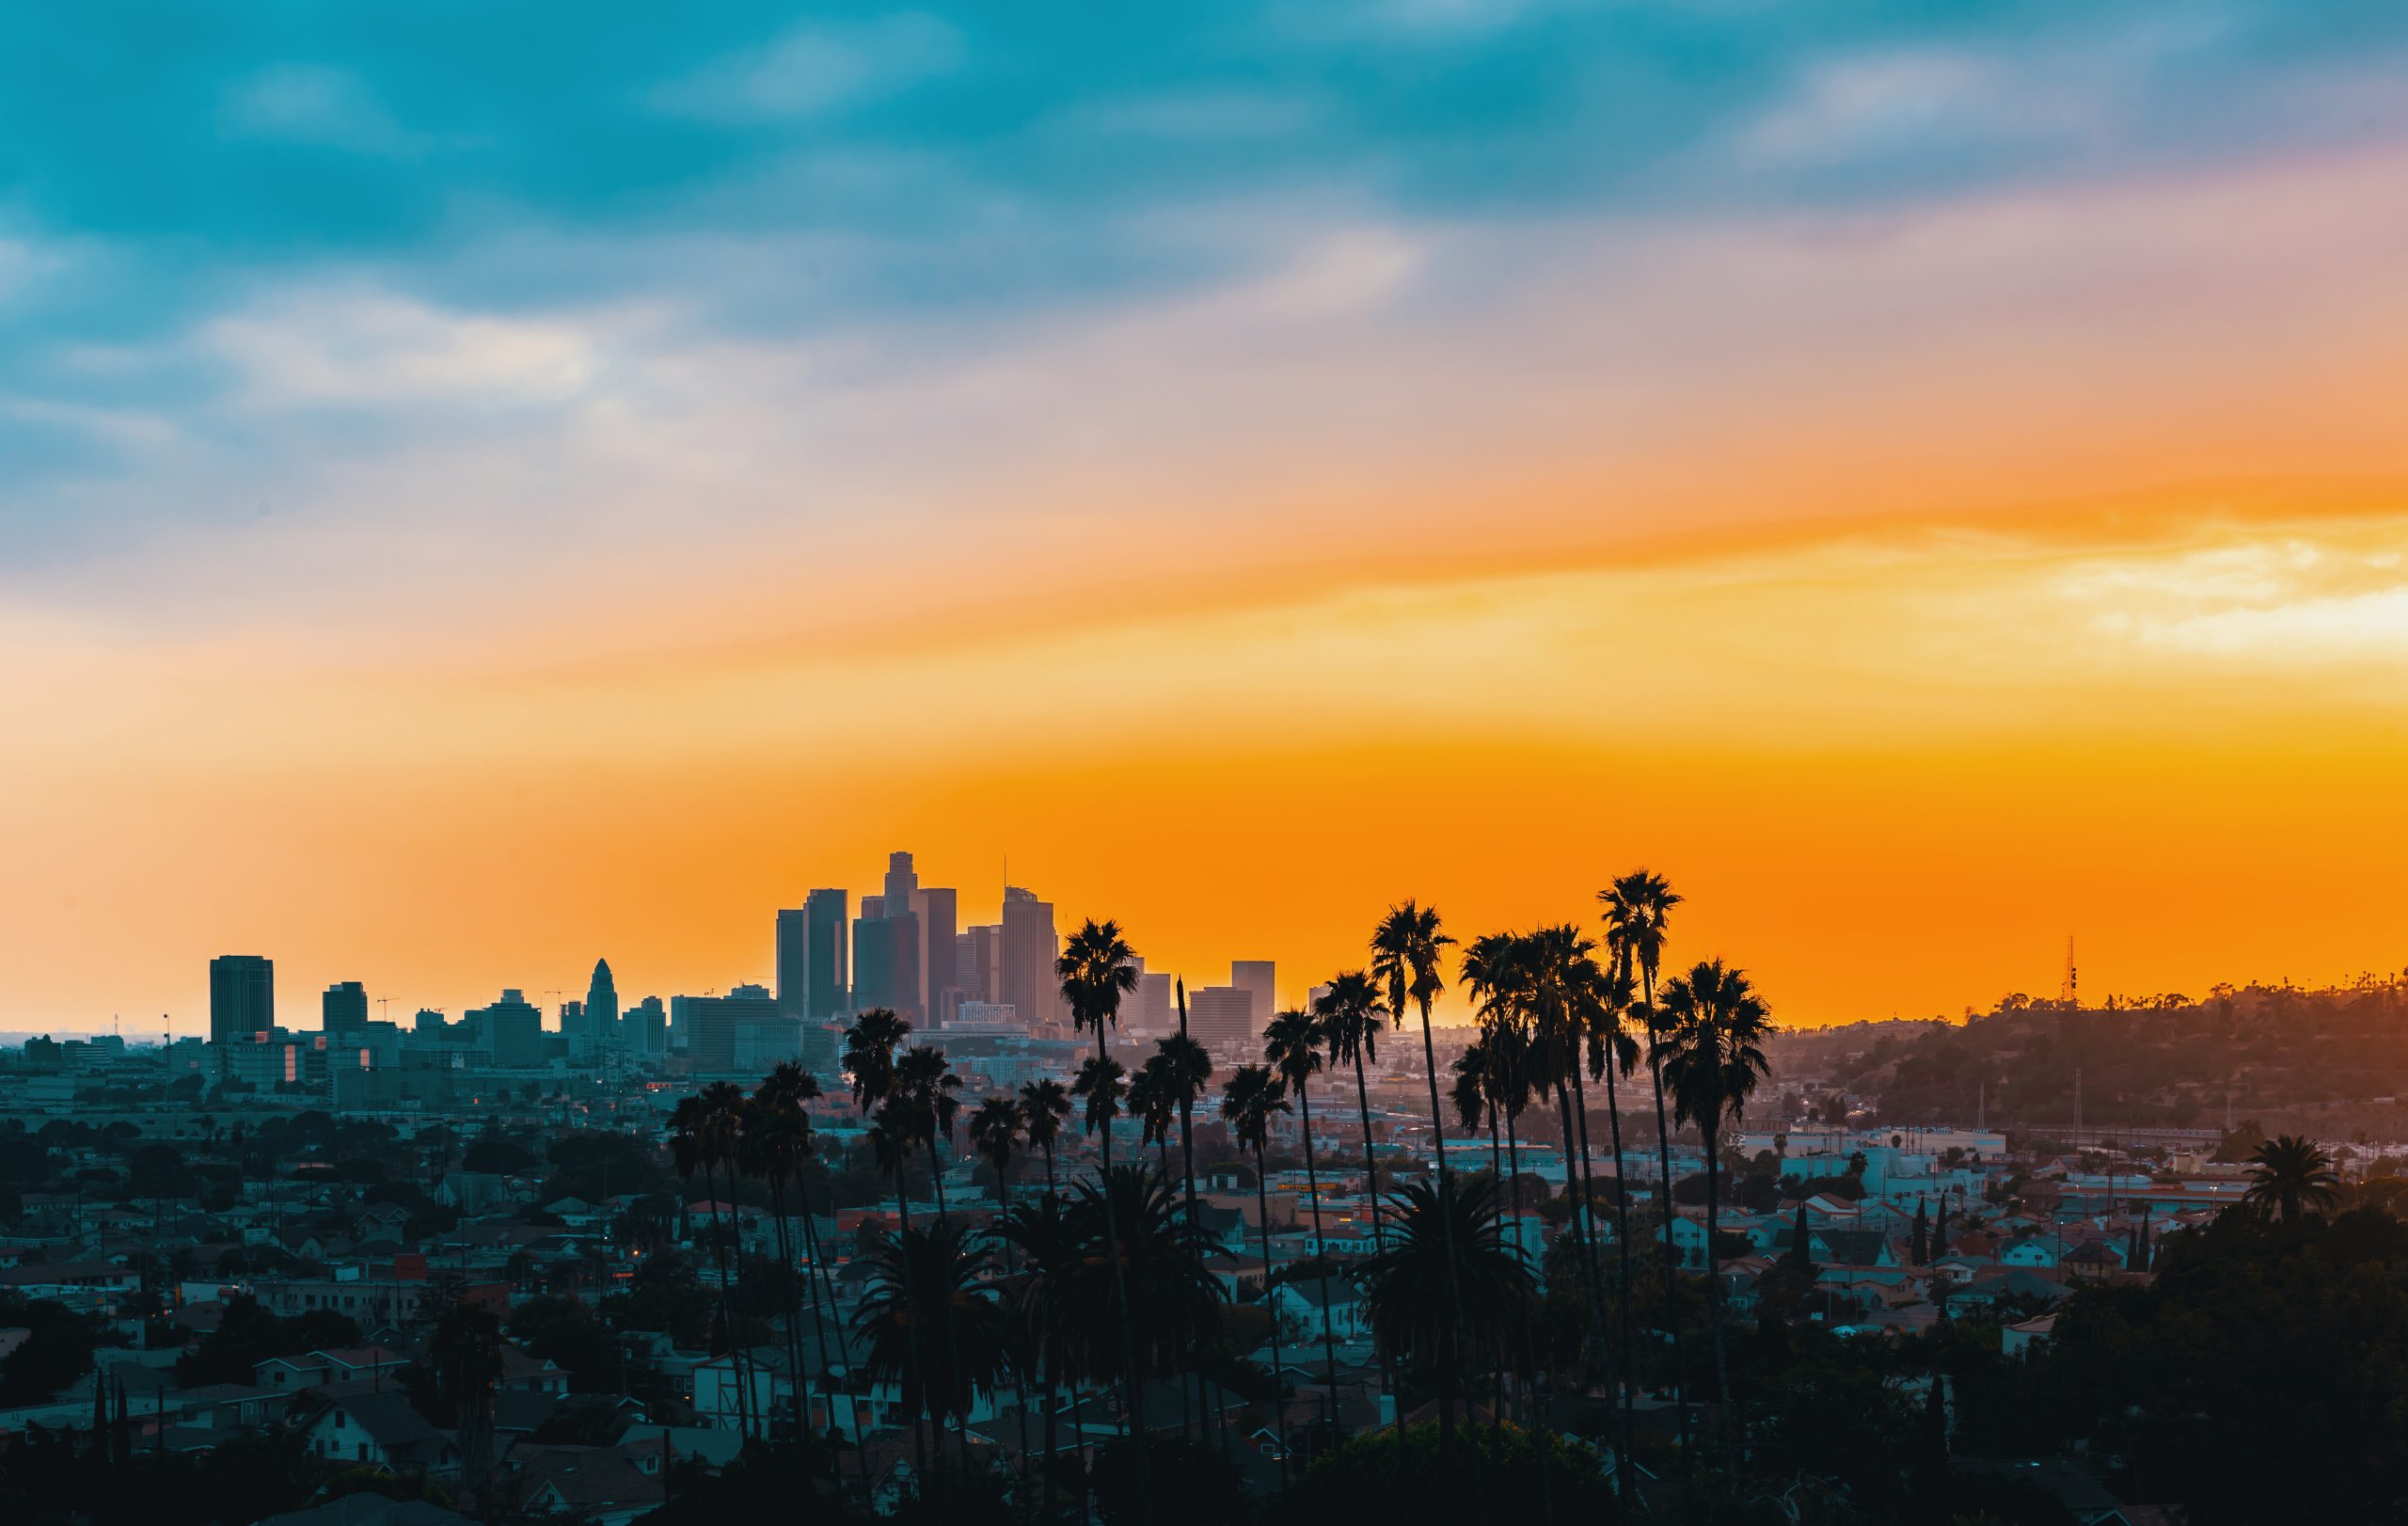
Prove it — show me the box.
[652,13,963,121]
[221,64,430,156]
[200,289,605,409]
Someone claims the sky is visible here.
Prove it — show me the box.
[6,3,2408,1034]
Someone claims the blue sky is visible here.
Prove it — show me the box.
[4,2,2407,612]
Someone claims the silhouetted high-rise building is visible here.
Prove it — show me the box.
[776,908,810,1019]
[921,885,958,1024]
[852,909,920,1019]
[1000,886,1064,1030]
[1126,967,1174,1037]
[1187,985,1257,1054]
[585,959,619,1056]
[321,979,368,1037]
[1231,962,1275,1042]
[473,989,545,1068]
[804,889,849,1019]
[960,926,1001,1006]
[675,983,786,1074]
[630,995,667,1056]
[210,955,275,1052]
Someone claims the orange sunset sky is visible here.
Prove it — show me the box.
[5,7,2407,1032]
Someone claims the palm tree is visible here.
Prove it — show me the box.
[671,1083,753,1439]
[1056,917,1146,1459]
[1655,957,1775,1434]
[430,1296,505,1518]
[869,1098,924,1232]
[895,1045,964,1220]
[745,1067,832,1434]
[1315,970,1392,1251]
[2245,1134,2342,1222]
[1019,1078,1072,1201]
[843,1008,912,1115]
[1072,1055,1128,1152]
[967,1095,1024,1207]
[1155,1010,1213,1222]
[1057,919,1142,1116]
[992,1194,1082,1515]
[1129,1054,1179,1179]
[1263,1006,1342,1412]
[852,1217,1010,1470]
[1601,868,1686,1453]
[1370,899,1458,1184]
[1219,1064,1294,1489]
[1358,1176,1533,1451]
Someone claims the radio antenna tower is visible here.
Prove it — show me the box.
[2061,935,2078,1009]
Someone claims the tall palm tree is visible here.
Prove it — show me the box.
[1057,919,1142,1121]
[895,1045,964,1220]
[1072,1055,1128,1152]
[1655,957,1775,1434]
[429,1296,506,1520]
[1358,1176,1533,1452]
[1315,970,1392,1251]
[1129,1054,1179,1179]
[1056,917,1146,1460]
[1600,869,1686,1452]
[967,1095,1024,1207]
[672,1084,754,1439]
[1370,900,1458,1185]
[744,1068,831,1434]
[1219,1063,1293,1491]
[992,1194,1082,1515]
[869,1098,924,1232]
[852,1217,1010,1470]
[843,1008,912,1116]
[1019,1078,1072,1201]
[1263,1006,1342,1412]
[1162,1001,1217,1443]
[2244,1134,2342,1222]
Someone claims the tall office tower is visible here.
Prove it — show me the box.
[851,909,921,1020]
[921,885,958,1024]
[960,925,1002,1005]
[321,979,369,1037]
[631,995,667,1056]
[474,989,545,1068]
[561,998,586,1054]
[776,908,810,1019]
[673,984,784,1074]
[586,959,619,1052]
[1231,962,1276,1036]
[1000,886,1065,1029]
[804,888,849,1019]
[1128,969,1174,1037]
[413,1008,448,1038]
[210,955,275,1049]
[882,850,919,914]
[1187,985,1257,1054]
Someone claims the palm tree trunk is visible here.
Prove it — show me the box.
[1599,1016,1639,1495]
[928,1138,949,1221]
[1255,1155,1290,1493]
[700,1160,752,1442]
[1096,1029,1148,1451]
[1413,995,1471,1465]
[1296,1079,1340,1436]
[1175,1024,1212,1454]
[1488,1104,1508,1446]
[768,1178,805,1436]
[1704,1074,1733,1451]
[1643,992,1690,1466]
[1354,1057,1382,1252]
[1566,1062,1616,1400]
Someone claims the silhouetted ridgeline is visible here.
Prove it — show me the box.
[1769,976,2408,1132]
